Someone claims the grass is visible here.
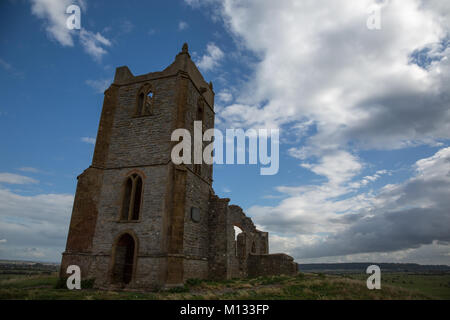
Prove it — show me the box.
[344,272,450,300]
[0,271,443,300]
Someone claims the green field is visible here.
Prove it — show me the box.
[0,272,446,300]
[343,272,450,300]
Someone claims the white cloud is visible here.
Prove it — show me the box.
[196,43,224,72]
[85,78,111,93]
[81,137,96,145]
[178,21,189,31]
[31,0,75,46]
[0,173,39,185]
[0,188,73,222]
[217,90,233,103]
[190,0,450,150]
[17,167,41,174]
[250,147,450,262]
[23,248,45,259]
[0,239,6,244]
[79,29,112,62]
[415,147,450,180]
[343,170,391,189]
[247,150,369,236]
[31,0,112,61]
[0,188,73,261]
[300,151,363,186]
[184,0,204,7]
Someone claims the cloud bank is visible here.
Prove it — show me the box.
[188,0,450,263]
[0,180,73,261]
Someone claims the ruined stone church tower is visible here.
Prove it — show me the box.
[61,44,297,290]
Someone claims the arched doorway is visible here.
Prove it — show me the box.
[111,233,135,285]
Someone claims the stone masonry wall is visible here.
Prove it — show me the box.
[88,165,170,288]
[105,77,178,169]
[184,80,214,183]
[182,171,211,280]
[207,195,284,281]
[181,77,215,281]
[207,195,230,280]
[247,253,298,278]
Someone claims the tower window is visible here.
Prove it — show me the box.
[135,85,153,116]
[196,99,204,123]
[137,93,145,116]
[131,177,142,220]
[120,174,143,221]
[120,177,133,220]
[145,91,153,114]
[197,106,204,122]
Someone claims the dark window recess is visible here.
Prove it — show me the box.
[137,93,145,115]
[121,178,133,220]
[132,177,142,220]
[120,174,143,221]
[191,207,201,223]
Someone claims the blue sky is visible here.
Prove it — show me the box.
[0,0,449,264]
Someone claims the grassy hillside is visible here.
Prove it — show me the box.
[344,273,450,300]
[0,272,440,300]
[298,263,450,273]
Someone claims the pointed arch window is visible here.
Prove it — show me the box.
[135,85,154,116]
[120,174,143,221]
